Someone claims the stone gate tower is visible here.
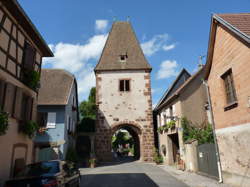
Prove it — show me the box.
[94,21,154,162]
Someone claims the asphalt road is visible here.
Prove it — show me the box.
[79,161,189,187]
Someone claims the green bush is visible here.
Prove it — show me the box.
[23,69,40,90]
[77,117,95,132]
[153,148,163,164]
[181,117,214,145]
[20,120,39,138]
[0,110,8,135]
[66,147,78,163]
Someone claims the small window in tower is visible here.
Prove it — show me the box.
[119,54,127,62]
[119,79,130,92]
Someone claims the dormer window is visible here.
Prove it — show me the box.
[119,54,128,62]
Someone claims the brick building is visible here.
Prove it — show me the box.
[0,0,52,184]
[204,13,250,186]
[94,21,154,162]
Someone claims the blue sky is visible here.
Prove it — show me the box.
[19,0,250,106]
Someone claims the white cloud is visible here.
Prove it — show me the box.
[163,43,176,51]
[43,33,108,101]
[141,34,168,56]
[157,60,179,79]
[95,20,108,32]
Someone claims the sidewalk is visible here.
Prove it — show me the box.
[157,165,232,187]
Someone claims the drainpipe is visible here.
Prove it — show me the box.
[203,80,223,183]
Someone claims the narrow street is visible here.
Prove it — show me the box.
[79,160,188,187]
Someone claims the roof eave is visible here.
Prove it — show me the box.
[214,14,250,44]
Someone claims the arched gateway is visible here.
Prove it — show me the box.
[94,21,154,162]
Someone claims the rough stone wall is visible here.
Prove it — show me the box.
[207,24,250,185]
[95,70,154,162]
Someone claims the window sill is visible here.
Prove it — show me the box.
[224,101,238,111]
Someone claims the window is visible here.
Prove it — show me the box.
[46,112,56,128]
[119,79,130,92]
[21,93,33,121]
[119,54,127,62]
[221,69,237,105]
[22,42,36,70]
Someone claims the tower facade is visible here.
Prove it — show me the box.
[94,22,154,162]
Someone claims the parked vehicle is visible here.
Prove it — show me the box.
[5,160,81,187]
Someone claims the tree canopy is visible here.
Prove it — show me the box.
[79,87,96,119]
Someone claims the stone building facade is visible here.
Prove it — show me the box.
[0,0,52,184]
[94,21,154,162]
[205,13,250,186]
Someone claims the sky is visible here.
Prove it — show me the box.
[19,0,250,106]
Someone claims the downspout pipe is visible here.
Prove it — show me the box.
[203,80,223,183]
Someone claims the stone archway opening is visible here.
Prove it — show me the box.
[111,124,141,161]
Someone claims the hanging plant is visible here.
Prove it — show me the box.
[167,120,176,129]
[22,69,40,90]
[0,110,8,135]
[20,120,39,138]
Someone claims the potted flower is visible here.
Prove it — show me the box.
[0,110,8,136]
[153,148,163,165]
[157,126,164,134]
[89,158,96,168]
[167,120,176,130]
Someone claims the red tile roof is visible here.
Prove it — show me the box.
[217,13,250,37]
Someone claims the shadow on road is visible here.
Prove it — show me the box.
[81,173,159,187]
[97,155,137,168]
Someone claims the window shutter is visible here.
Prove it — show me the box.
[125,80,130,91]
[46,112,56,128]
[3,82,15,115]
[13,87,23,119]
[119,80,124,91]
[0,80,6,109]
[23,42,35,70]
[24,96,33,121]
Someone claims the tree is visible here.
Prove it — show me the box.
[79,87,96,119]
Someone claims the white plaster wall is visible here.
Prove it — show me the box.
[97,70,151,128]
[216,123,250,186]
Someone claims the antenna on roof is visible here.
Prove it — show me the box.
[127,16,130,22]
[198,55,206,69]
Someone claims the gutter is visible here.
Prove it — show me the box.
[203,80,223,183]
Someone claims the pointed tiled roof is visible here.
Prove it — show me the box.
[95,21,151,71]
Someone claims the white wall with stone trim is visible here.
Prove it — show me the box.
[97,70,151,128]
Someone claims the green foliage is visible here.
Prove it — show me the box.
[23,69,40,90]
[20,120,39,138]
[77,117,95,132]
[153,148,163,164]
[89,158,96,164]
[79,87,96,119]
[157,120,176,134]
[167,120,176,129]
[112,131,134,150]
[66,147,78,163]
[181,117,214,145]
[0,110,8,135]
